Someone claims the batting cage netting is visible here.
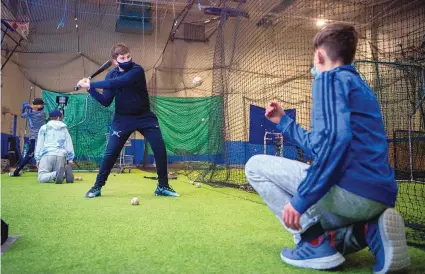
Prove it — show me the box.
[1,0,424,247]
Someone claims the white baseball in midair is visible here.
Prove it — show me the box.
[192,76,203,86]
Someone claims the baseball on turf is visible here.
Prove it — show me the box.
[189,180,194,185]
[195,183,201,188]
[131,197,140,205]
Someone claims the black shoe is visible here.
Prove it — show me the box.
[85,186,102,198]
[55,167,65,184]
[154,185,180,197]
[9,171,22,177]
[65,165,74,183]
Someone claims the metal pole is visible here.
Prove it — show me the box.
[408,116,414,182]
[143,140,149,168]
[407,72,425,182]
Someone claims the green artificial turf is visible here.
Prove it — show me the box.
[1,170,425,274]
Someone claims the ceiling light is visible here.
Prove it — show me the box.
[316,19,326,27]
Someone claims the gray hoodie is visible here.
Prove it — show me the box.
[35,120,75,162]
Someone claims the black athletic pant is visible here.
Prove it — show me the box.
[94,112,168,188]
[14,139,36,175]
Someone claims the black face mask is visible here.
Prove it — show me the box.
[117,59,133,72]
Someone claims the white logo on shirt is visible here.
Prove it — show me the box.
[111,130,122,138]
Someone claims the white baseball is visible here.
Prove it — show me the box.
[131,197,140,205]
[192,76,203,86]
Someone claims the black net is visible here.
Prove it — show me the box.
[350,2,425,246]
[354,60,425,246]
[182,0,425,247]
[1,0,174,91]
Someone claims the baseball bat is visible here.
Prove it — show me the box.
[74,60,112,91]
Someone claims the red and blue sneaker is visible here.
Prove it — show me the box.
[365,208,410,274]
[280,234,345,270]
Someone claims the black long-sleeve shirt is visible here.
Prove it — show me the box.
[88,63,150,116]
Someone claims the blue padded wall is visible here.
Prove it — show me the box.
[249,104,296,144]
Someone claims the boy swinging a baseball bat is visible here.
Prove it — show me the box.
[77,43,180,198]
[9,98,46,177]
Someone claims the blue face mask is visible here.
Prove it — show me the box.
[311,65,320,80]
[118,59,133,72]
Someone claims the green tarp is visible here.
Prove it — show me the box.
[42,90,223,164]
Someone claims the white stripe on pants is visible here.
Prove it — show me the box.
[245,154,387,245]
[38,155,66,183]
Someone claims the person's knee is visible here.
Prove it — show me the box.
[38,174,48,183]
[245,155,267,177]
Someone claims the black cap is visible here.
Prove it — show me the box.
[33,98,44,105]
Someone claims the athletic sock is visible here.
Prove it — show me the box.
[353,222,368,247]
[301,222,326,244]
